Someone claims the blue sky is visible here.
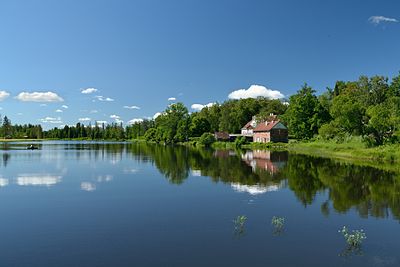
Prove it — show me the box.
[0,0,399,128]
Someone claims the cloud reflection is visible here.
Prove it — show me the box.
[16,174,62,187]
[123,168,138,174]
[191,170,202,177]
[231,183,280,195]
[81,182,96,192]
[0,178,9,187]
[96,175,113,182]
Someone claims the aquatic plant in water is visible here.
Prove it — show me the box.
[271,216,285,235]
[271,216,285,229]
[339,226,366,247]
[233,215,247,229]
[233,215,247,237]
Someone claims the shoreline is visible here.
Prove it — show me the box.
[3,138,400,170]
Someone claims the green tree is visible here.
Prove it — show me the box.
[366,97,400,145]
[2,116,12,138]
[285,84,327,139]
[175,118,191,142]
[144,128,157,141]
[155,103,189,143]
[329,82,367,135]
[190,115,210,137]
[198,132,216,147]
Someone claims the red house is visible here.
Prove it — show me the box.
[253,118,288,143]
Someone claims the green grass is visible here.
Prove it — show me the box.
[289,138,400,170]
[211,141,288,150]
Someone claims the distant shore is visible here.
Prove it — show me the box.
[0,138,45,142]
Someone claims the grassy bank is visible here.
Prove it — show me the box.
[289,138,400,164]
[211,141,288,150]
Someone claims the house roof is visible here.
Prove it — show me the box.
[242,120,254,130]
[253,120,283,132]
[214,132,230,139]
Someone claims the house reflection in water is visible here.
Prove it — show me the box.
[241,150,288,175]
[212,149,288,195]
[213,150,238,159]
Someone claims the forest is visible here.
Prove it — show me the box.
[140,72,400,147]
[1,72,400,147]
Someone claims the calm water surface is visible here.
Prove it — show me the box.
[0,141,399,267]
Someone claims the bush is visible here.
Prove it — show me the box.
[319,122,340,140]
[234,136,247,148]
[197,133,216,147]
[144,128,157,141]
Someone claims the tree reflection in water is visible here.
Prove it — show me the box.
[2,142,400,221]
[128,143,400,221]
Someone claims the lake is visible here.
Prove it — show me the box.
[0,141,399,267]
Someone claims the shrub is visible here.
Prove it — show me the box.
[197,133,216,147]
[234,136,247,148]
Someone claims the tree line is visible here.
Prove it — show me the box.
[140,72,400,146]
[284,73,400,145]
[1,72,400,146]
[0,115,43,139]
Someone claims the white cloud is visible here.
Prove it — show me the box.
[90,109,98,113]
[128,118,144,124]
[16,91,64,102]
[0,107,2,110]
[369,16,398,25]
[168,97,176,101]
[55,109,63,113]
[228,85,284,100]
[191,102,215,111]
[123,105,140,110]
[40,104,47,107]
[61,105,68,109]
[96,120,108,124]
[40,117,62,124]
[95,95,114,102]
[78,117,91,122]
[109,115,123,124]
[153,112,162,119]
[0,91,10,101]
[81,88,98,94]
